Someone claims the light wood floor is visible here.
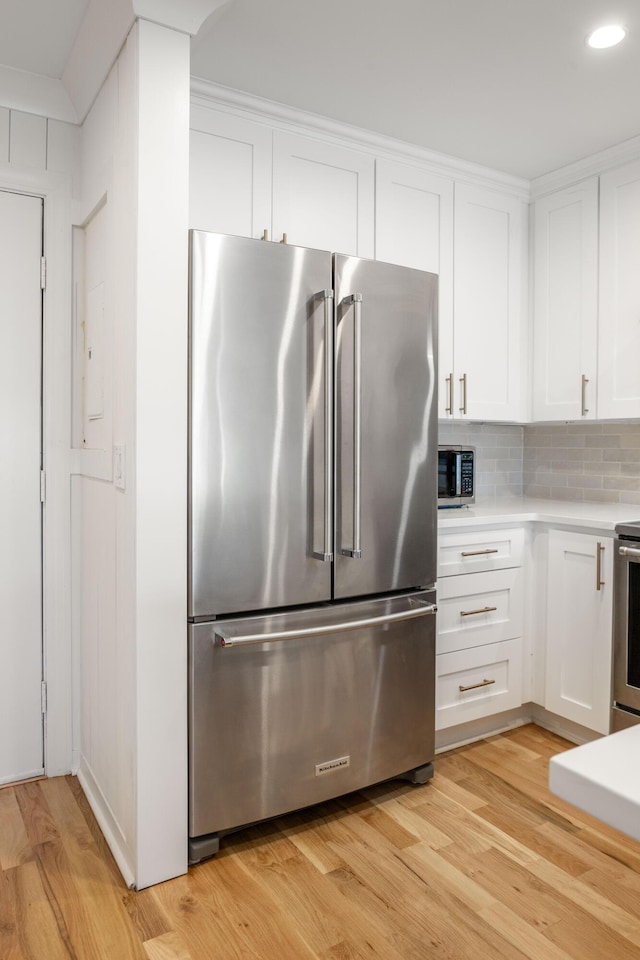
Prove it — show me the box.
[2,724,640,959]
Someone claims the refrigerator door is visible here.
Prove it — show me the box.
[189,590,436,844]
[189,232,333,618]
[334,255,438,599]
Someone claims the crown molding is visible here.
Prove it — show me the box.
[531,134,640,200]
[0,65,77,123]
[63,0,231,125]
[190,77,531,200]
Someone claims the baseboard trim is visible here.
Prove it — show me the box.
[435,703,602,754]
[77,759,136,890]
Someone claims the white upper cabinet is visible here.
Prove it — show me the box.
[189,108,374,256]
[375,160,454,419]
[189,106,272,239]
[452,183,527,422]
[272,131,374,256]
[532,178,599,421]
[598,159,640,419]
[189,98,529,424]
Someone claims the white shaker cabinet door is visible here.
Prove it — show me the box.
[375,160,454,419]
[272,131,374,257]
[453,183,527,422]
[545,530,613,735]
[189,106,272,239]
[532,178,599,421]
[598,159,640,419]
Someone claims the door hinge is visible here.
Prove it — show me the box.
[40,256,47,290]
[40,470,46,503]
[41,681,47,715]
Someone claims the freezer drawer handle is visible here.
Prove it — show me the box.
[460,605,498,617]
[340,292,363,560]
[459,678,496,693]
[313,289,334,562]
[215,600,436,647]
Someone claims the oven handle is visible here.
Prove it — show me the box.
[619,545,640,561]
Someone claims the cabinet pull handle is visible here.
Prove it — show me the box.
[261,229,269,241]
[459,678,496,692]
[445,373,453,414]
[280,232,288,244]
[460,548,499,557]
[596,541,605,591]
[460,605,498,617]
[459,373,467,415]
[581,374,589,416]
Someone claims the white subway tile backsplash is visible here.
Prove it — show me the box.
[523,422,640,504]
[438,421,640,505]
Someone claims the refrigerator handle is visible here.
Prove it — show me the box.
[341,292,363,560]
[315,289,334,562]
[215,599,437,647]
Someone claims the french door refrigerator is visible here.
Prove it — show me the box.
[188,230,438,862]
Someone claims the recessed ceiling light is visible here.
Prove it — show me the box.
[587,24,627,48]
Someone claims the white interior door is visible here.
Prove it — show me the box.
[0,189,44,784]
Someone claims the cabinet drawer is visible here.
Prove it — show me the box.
[437,568,523,654]
[438,527,525,577]
[436,638,523,730]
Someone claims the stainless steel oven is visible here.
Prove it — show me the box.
[612,520,640,730]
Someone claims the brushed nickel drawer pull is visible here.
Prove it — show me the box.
[460,605,498,617]
[459,678,496,693]
[460,548,499,558]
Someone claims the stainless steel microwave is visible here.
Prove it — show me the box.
[438,446,475,507]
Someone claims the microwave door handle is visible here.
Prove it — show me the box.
[455,453,462,496]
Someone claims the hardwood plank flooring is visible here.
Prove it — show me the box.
[3,724,640,959]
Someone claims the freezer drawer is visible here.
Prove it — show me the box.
[189,590,436,850]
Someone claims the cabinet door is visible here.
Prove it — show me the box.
[189,106,272,239]
[453,183,526,421]
[533,179,598,421]
[272,131,374,256]
[598,159,640,419]
[545,530,613,734]
[375,160,454,418]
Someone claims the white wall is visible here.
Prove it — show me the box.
[74,33,138,885]
[73,18,190,889]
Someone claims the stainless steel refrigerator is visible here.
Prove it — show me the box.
[188,231,438,862]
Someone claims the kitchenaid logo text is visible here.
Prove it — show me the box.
[315,756,350,776]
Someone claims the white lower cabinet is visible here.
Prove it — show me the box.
[544,529,613,735]
[436,528,524,731]
[437,639,523,730]
[437,521,616,741]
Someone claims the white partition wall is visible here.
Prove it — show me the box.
[74,17,191,890]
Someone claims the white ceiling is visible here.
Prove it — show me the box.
[0,0,89,78]
[3,0,639,180]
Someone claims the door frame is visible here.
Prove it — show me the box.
[0,166,74,778]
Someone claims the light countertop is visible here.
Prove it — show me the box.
[438,497,640,533]
[549,726,640,843]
